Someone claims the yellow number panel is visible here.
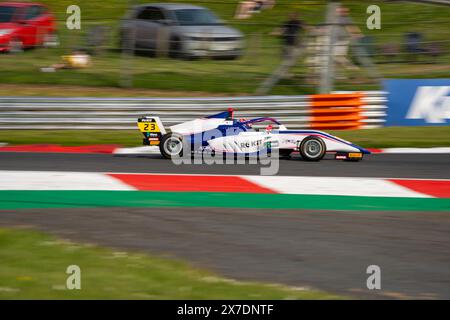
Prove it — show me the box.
[138,122,160,133]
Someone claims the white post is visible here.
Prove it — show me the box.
[319,1,340,94]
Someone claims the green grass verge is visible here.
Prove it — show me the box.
[0,130,142,147]
[0,0,449,94]
[1,191,449,211]
[0,126,449,148]
[0,84,231,98]
[0,228,340,299]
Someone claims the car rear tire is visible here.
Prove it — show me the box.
[299,136,326,161]
[160,133,183,159]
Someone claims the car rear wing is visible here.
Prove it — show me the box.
[137,117,167,146]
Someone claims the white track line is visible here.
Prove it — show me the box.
[381,147,450,154]
[0,171,136,190]
[114,146,160,154]
[244,176,431,198]
[113,146,450,155]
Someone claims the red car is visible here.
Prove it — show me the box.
[0,1,57,52]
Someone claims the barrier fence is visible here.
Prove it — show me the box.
[0,91,386,130]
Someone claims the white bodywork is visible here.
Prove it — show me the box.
[170,118,232,135]
[165,116,362,154]
[207,130,361,154]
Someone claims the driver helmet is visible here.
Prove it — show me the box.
[265,124,273,132]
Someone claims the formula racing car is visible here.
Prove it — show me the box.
[137,109,370,161]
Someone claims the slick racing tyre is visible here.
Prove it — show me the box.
[299,136,326,161]
[160,133,183,159]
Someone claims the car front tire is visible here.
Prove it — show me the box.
[299,136,326,161]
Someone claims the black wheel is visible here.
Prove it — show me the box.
[159,133,183,159]
[169,37,183,59]
[299,136,326,161]
[213,55,239,60]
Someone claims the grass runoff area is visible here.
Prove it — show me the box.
[0,228,340,299]
[0,126,449,148]
[0,1,449,95]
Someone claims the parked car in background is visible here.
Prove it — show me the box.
[120,3,244,59]
[0,1,57,53]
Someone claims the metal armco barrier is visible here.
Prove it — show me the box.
[0,92,386,130]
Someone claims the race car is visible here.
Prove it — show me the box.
[137,109,370,161]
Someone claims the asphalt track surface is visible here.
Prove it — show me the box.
[1,152,450,299]
[2,207,450,299]
[0,152,450,178]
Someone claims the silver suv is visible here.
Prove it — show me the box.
[120,3,244,59]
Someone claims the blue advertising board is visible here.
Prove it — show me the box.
[383,79,450,126]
